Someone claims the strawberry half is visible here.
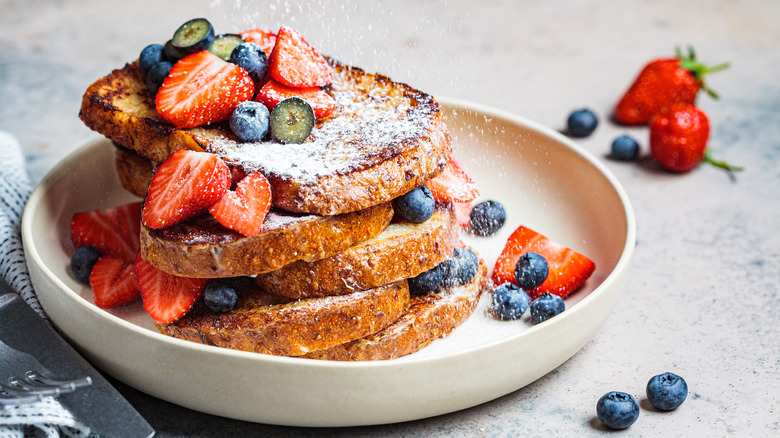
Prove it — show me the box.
[71,201,143,262]
[492,225,595,300]
[453,201,473,228]
[268,26,332,88]
[143,149,231,229]
[209,172,272,237]
[424,157,479,203]
[256,79,337,118]
[134,252,207,324]
[156,50,254,129]
[238,28,277,56]
[89,255,140,309]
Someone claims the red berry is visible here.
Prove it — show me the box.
[424,157,479,203]
[238,28,277,56]
[649,104,710,173]
[209,172,272,237]
[268,27,332,88]
[134,252,207,324]
[256,79,337,118]
[89,255,140,309]
[70,201,143,263]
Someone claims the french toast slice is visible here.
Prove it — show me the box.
[156,278,410,357]
[256,205,457,298]
[114,146,155,198]
[80,58,452,216]
[303,255,489,361]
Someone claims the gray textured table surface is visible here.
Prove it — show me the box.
[1,0,778,436]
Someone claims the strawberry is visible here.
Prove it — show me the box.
[649,104,710,173]
[424,157,479,203]
[134,252,207,324]
[89,255,140,309]
[143,149,231,229]
[156,50,254,129]
[492,225,595,300]
[238,28,277,56]
[71,201,143,262]
[453,202,473,228]
[614,46,729,125]
[256,79,337,118]
[268,26,332,88]
[209,172,272,236]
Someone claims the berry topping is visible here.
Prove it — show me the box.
[145,61,173,95]
[70,201,143,263]
[230,42,269,85]
[70,246,101,284]
[393,185,435,224]
[424,157,479,203]
[230,101,270,142]
[139,43,166,77]
[452,202,473,228]
[208,33,245,61]
[203,281,239,313]
[171,18,215,55]
[566,108,598,137]
[440,247,479,288]
[646,372,688,411]
[209,172,272,237]
[408,264,444,295]
[492,225,595,299]
[256,79,337,118]
[268,26,332,88]
[142,149,231,229]
[134,252,207,324]
[155,50,254,129]
[514,252,549,289]
[491,283,530,320]
[610,134,640,161]
[269,96,316,144]
[596,391,640,430]
[469,200,506,236]
[238,28,277,56]
[529,292,565,323]
[89,255,140,309]
[163,39,186,63]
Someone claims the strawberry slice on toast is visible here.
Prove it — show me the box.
[134,252,207,324]
[424,157,479,203]
[238,28,277,56]
[209,172,272,237]
[256,79,337,118]
[268,26,332,88]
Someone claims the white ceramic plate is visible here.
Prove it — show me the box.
[22,98,635,427]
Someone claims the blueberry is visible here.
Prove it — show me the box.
[203,281,238,313]
[610,135,640,161]
[514,252,548,289]
[138,43,166,76]
[529,292,565,323]
[566,108,598,137]
[408,264,444,295]
[440,247,479,288]
[469,200,506,236]
[491,283,530,320]
[646,372,688,411]
[393,185,435,223]
[70,247,101,283]
[163,39,186,63]
[145,61,173,95]
[230,42,269,84]
[230,101,270,142]
[596,391,640,430]
[269,97,315,144]
[171,18,215,55]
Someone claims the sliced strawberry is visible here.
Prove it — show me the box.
[134,252,207,324]
[238,28,277,56]
[71,201,143,262]
[268,26,332,88]
[492,225,595,300]
[452,201,473,228]
[89,256,140,309]
[209,172,272,236]
[424,157,479,203]
[143,150,231,229]
[156,50,254,129]
[256,79,337,118]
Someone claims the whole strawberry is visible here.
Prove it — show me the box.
[649,104,710,173]
[614,47,728,125]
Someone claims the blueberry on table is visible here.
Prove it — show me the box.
[491,283,530,320]
[529,292,564,323]
[270,97,316,144]
[70,246,101,283]
[145,61,173,95]
[230,101,270,142]
[566,108,599,137]
[230,42,269,84]
[469,200,506,236]
[596,391,640,430]
[514,252,548,289]
[393,185,435,223]
[646,372,688,410]
[610,134,640,161]
[203,281,238,313]
[171,18,215,55]
[408,263,444,295]
[440,247,479,288]
[209,33,245,61]
[138,43,165,76]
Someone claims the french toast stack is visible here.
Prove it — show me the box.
[77,25,489,360]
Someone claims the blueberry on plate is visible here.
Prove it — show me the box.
[514,252,548,289]
[440,247,479,288]
[203,281,238,313]
[566,108,598,137]
[596,391,640,430]
[646,372,688,410]
[70,246,101,283]
[171,18,215,55]
[491,283,530,320]
[230,42,269,84]
[529,292,564,323]
[469,200,506,236]
[270,97,315,144]
[610,134,640,161]
[393,185,435,223]
[408,263,444,295]
[230,101,270,142]
[138,43,166,76]
[145,61,173,95]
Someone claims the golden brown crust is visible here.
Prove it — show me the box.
[139,202,394,278]
[156,279,410,357]
[256,206,457,298]
[114,147,155,198]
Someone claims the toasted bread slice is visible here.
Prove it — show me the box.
[303,255,489,361]
[115,146,155,198]
[156,278,410,356]
[80,58,452,216]
[256,205,457,299]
